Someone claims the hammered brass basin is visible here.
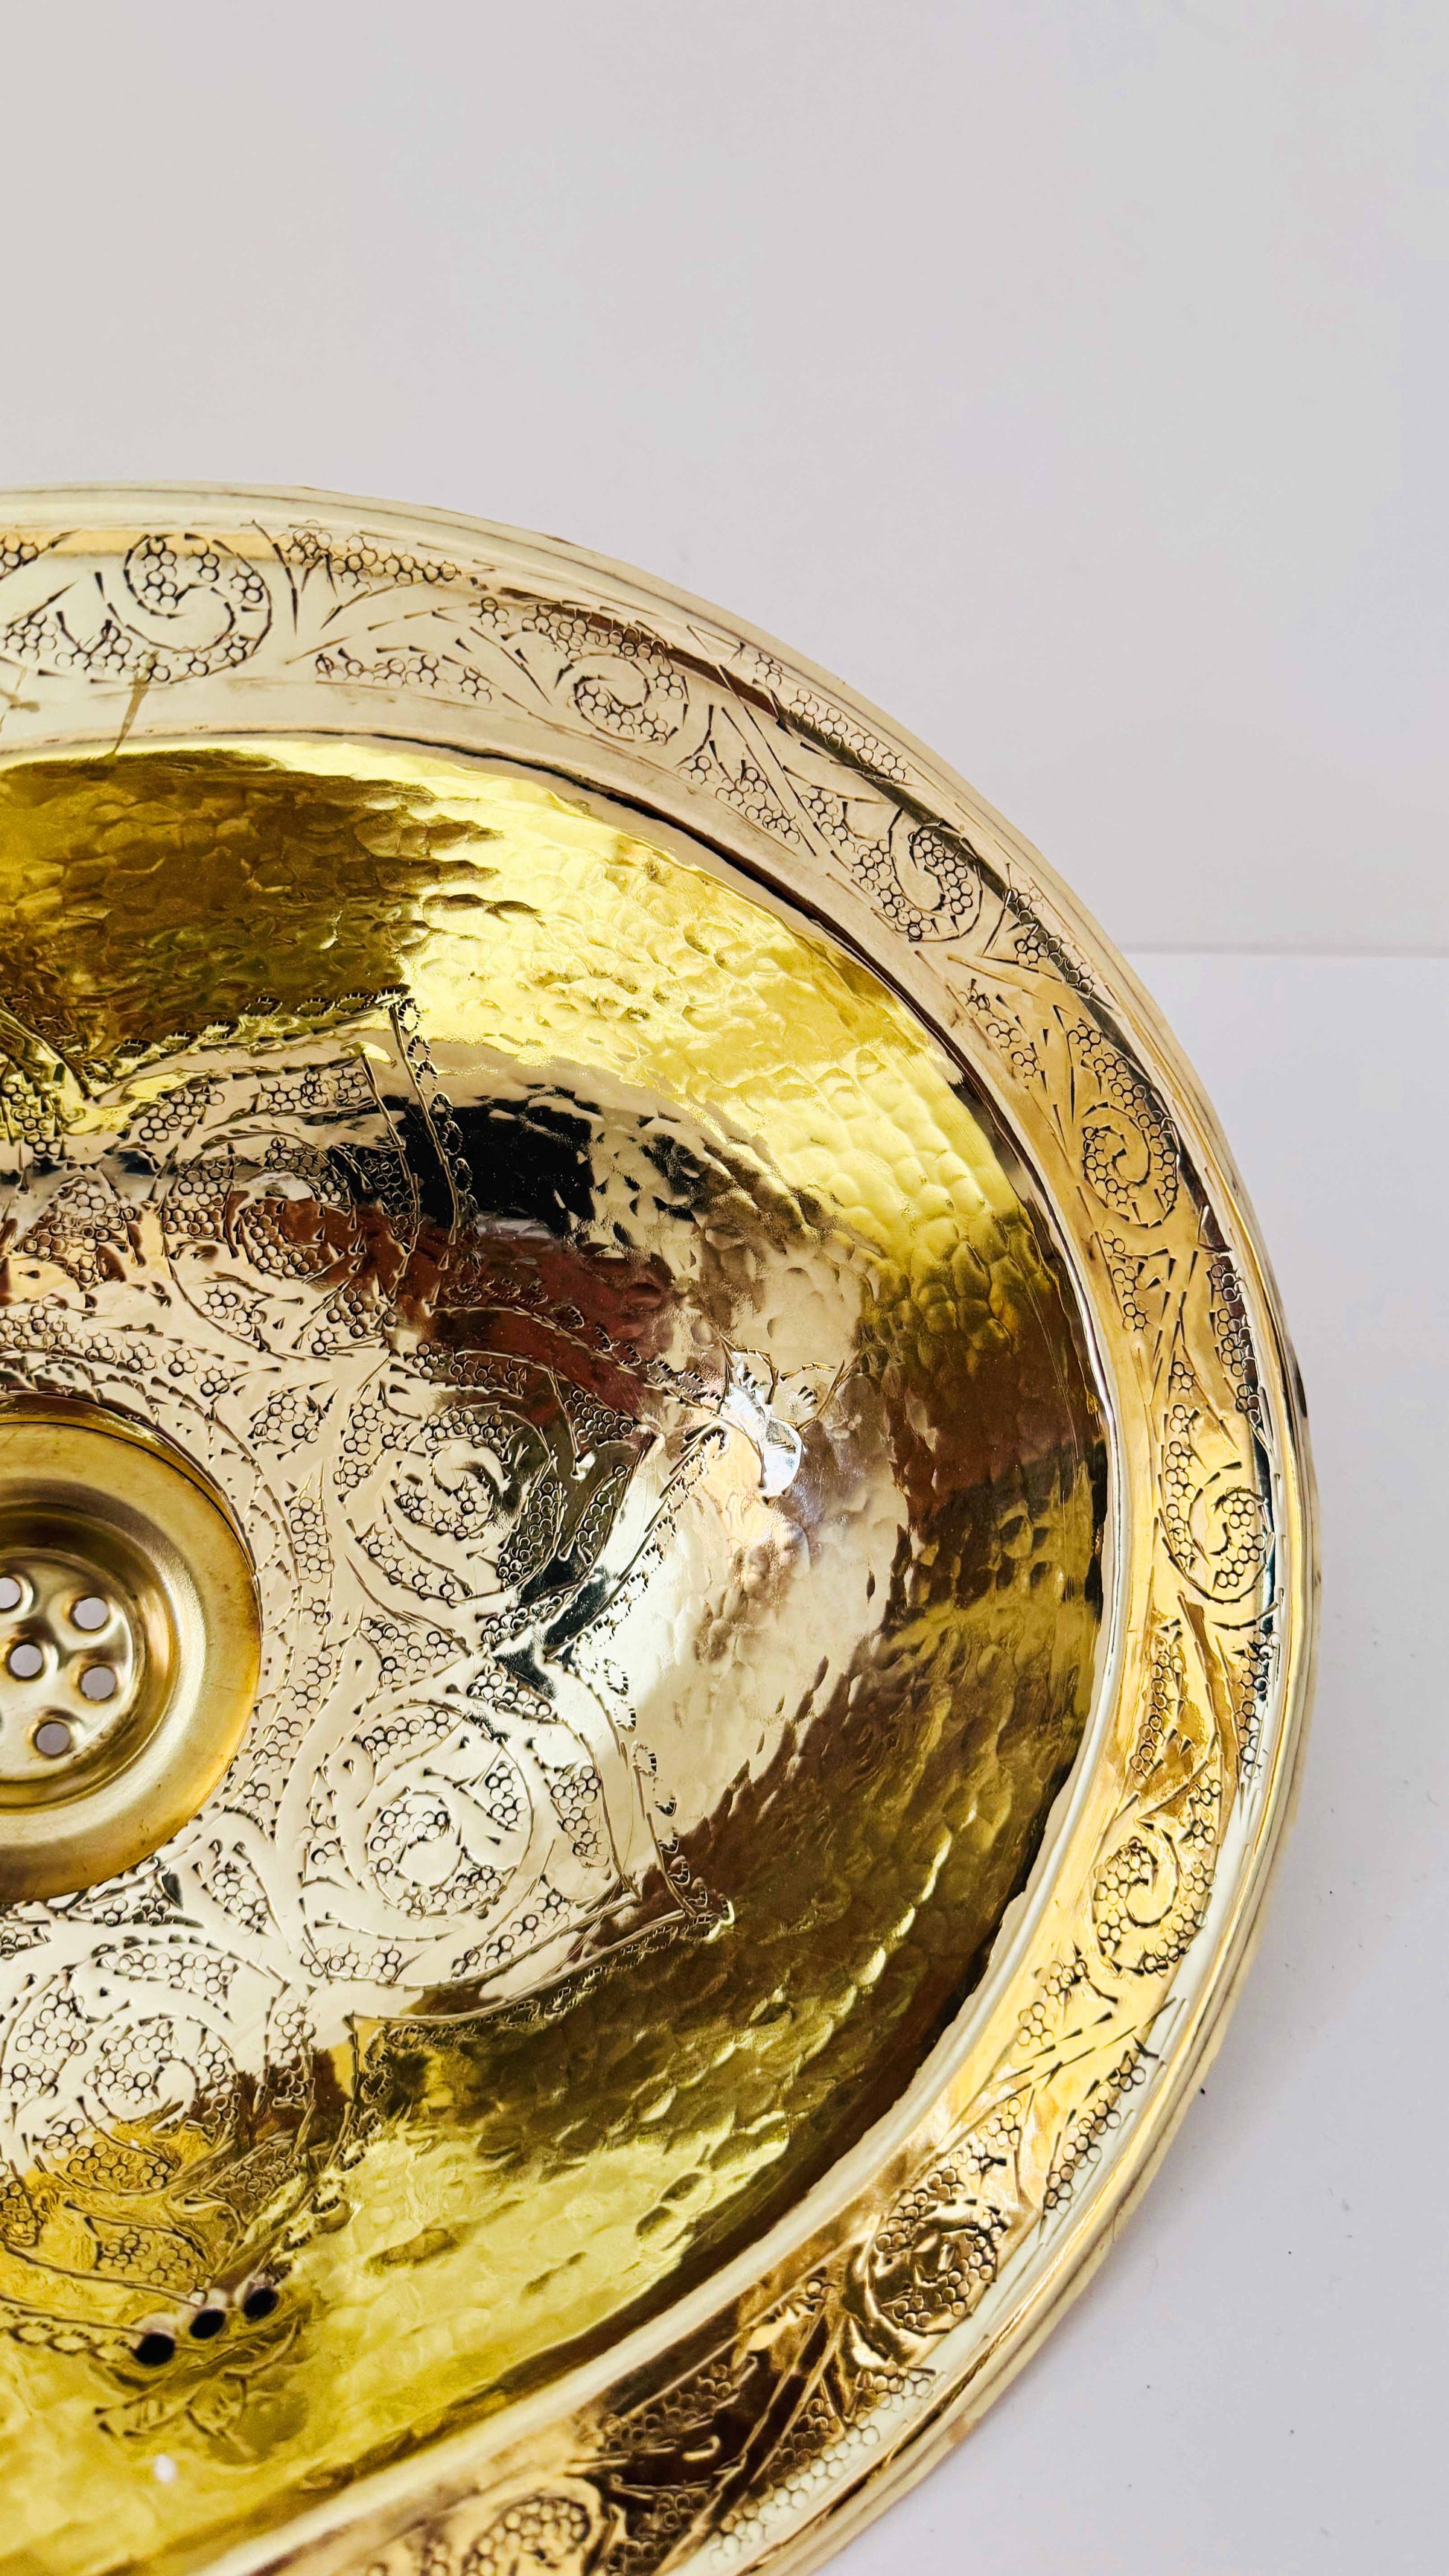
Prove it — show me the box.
[0,736,1101,2556]
[0,494,1311,2576]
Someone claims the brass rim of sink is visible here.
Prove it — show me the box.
[0,488,1315,2576]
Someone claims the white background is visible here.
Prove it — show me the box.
[1,7,1445,2569]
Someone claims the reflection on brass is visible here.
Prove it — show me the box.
[0,494,1313,2576]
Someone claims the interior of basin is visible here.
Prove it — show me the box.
[0,741,1105,2570]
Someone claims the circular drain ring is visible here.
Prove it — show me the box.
[0,1399,261,1899]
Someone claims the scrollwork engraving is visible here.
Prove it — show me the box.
[0,503,1302,2576]
[1,533,271,683]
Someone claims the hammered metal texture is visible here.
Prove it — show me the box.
[0,494,1312,2576]
[0,745,1102,2572]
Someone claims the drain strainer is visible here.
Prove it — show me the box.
[0,1400,260,1899]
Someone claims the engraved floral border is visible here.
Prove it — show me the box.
[0,495,1313,2576]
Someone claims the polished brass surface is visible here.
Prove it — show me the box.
[0,491,1314,2576]
[0,743,1101,2554]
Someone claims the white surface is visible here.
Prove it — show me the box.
[0,3,1445,953]
[839,953,1448,2576]
[0,12,1442,2568]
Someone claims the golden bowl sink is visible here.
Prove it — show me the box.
[0,491,1314,2576]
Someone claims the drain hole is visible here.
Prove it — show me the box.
[7,1640,44,1680]
[79,1665,118,1702]
[241,2283,279,2321]
[34,1720,72,1759]
[134,2330,175,2368]
[188,2305,227,2341]
[0,1575,23,1613]
[71,1595,110,1633]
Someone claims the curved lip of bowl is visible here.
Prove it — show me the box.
[0,484,1317,2576]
